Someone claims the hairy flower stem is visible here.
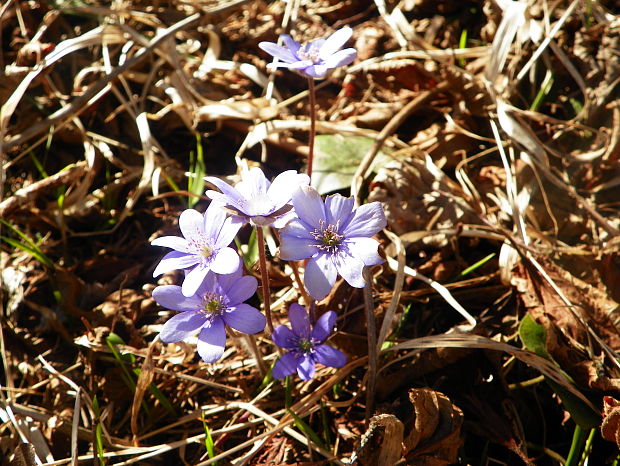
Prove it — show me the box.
[256,226,274,335]
[290,261,312,308]
[307,77,317,181]
[362,267,377,426]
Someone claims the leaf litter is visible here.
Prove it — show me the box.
[1,0,619,464]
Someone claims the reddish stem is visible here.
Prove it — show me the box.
[256,226,274,334]
[307,77,317,181]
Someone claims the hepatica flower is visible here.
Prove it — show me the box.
[153,268,265,363]
[152,202,241,297]
[258,27,357,79]
[205,167,309,227]
[272,304,346,380]
[279,186,386,300]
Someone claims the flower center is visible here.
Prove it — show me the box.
[297,338,314,354]
[201,292,227,317]
[188,234,215,263]
[297,43,321,64]
[310,220,343,253]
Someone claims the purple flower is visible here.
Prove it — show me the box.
[204,167,310,227]
[279,186,386,300]
[153,268,265,363]
[258,27,357,79]
[151,202,241,297]
[272,304,346,380]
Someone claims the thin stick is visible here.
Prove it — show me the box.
[307,77,317,180]
[256,226,274,334]
[243,334,267,377]
[362,267,377,426]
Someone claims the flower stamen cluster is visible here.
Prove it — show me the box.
[201,292,227,317]
[310,220,343,253]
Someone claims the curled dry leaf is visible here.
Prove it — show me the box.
[601,396,620,449]
[354,388,463,465]
[401,388,463,464]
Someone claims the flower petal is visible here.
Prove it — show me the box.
[153,251,199,277]
[204,176,244,205]
[292,185,326,228]
[202,202,227,242]
[236,167,270,197]
[160,311,205,343]
[345,237,383,266]
[182,265,210,297]
[280,34,301,54]
[272,325,298,350]
[297,354,316,380]
[342,201,387,238]
[278,233,316,261]
[314,344,347,368]
[288,303,311,338]
[323,48,357,69]
[152,285,202,312]
[213,217,242,250]
[267,171,309,210]
[272,352,299,379]
[224,304,266,334]
[324,194,354,230]
[210,247,241,275]
[311,310,337,343]
[179,209,205,239]
[151,235,189,252]
[304,254,337,301]
[333,247,366,288]
[219,274,257,305]
[258,41,299,63]
[196,318,226,363]
[304,64,329,79]
[319,27,352,59]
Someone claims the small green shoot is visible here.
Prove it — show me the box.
[92,395,106,466]
[105,333,175,416]
[381,303,413,350]
[519,316,600,429]
[565,424,591,466]
[187,133,206,208]
[237,228,259,269]
[288,408,326,450]
[458,30,468,68]
[320,401,332,448]
[201,410,217,464]
[285,376,293,410]
[0,219,54,268]
[530,71,554,111]
[459,253,496,278]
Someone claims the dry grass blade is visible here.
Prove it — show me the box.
[383,333,598,412]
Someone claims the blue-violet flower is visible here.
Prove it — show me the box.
[205,167,309,227]
[152,202,241,297]
[258,27,357,79]
[279,185,386,300]
[272,303,346,380]
[153,268,265,363]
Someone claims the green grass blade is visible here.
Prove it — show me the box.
[1,236,54,269]
[459,253,496,277]
[187,133,206,208]
[92,395,106,466]
[201,410,217,464]
[287,408,326,451]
